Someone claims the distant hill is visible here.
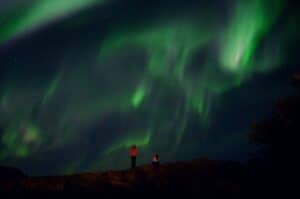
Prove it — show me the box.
[0,166,26,182]
[0,158,248,197]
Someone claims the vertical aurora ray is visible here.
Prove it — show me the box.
[220,0,283,73]
[131,84,147,108]
[41,71,63,106]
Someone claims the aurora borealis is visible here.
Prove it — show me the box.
[0,0,298,175]
[0,0,107,44]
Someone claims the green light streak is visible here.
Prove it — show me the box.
[131,84,147,108]
[42,71,63,106]
[104,130,152,155]
[0,0,107,44]
[220,0,283,72]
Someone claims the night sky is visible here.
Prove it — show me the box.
[0,0,299,176]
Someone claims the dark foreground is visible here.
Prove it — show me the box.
[0,157,292,198]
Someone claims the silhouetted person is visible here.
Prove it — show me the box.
[130,145,138,169]
[152,154,160,172]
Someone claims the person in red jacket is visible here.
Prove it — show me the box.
[130,145,138,169]
[152,154,160,172]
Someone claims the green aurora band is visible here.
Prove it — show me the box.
[220,0,283,73]
[0,0,107,44]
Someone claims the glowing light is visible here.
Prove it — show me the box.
[220,0,283,72]
[0,0,107,44]
[1,122,41,158]
[131,85,147,108]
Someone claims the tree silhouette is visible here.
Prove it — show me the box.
[249,74,299,157]
[246,74,299,196]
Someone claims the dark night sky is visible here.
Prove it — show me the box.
[0,0,299,176]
